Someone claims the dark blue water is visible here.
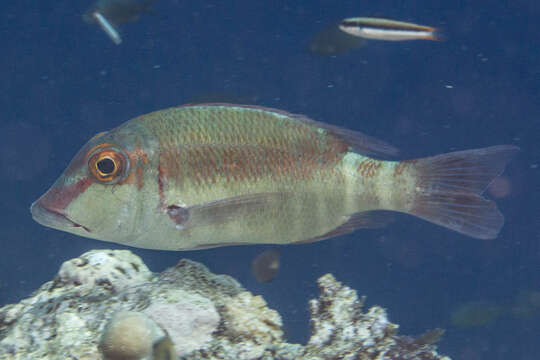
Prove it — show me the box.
[1,1,539,359]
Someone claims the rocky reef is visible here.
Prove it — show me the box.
[0,250,450,360]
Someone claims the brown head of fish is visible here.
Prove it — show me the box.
[32,104,518,250]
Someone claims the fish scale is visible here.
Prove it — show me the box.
[146,106,336,153]
[142,106,354,248]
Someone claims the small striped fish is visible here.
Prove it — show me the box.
[31,104,517,250]
[339,17,439,41]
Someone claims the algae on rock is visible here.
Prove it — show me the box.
[0,250,450,360]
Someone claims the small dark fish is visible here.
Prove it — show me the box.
[450,301,503,328]
[413,328,445,346]
[511,290,540,319]
[309,22,366,56]
[339,17,439,42]
[251,249,280,282]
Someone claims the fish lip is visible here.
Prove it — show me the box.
[30,201,90,232]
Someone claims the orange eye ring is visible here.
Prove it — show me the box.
[88,147,128,183]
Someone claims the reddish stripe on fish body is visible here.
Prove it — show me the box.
[36,178,92,212]
[159,148,184,188]
[157,161,168,208]
[135,166,144,189]
[127,146,149,165]
[146,104,352,197]
[393,159,417,177]
[118,166,144,189]
[117,147,148,189]
[158,144,345,188]
[356,159,382,177]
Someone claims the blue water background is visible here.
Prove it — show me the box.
[1,1,539,359]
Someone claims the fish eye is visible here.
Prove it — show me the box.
[88,147,128,183]
[97,157,115,175]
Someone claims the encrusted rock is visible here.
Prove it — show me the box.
[144,290,219,356]
[55,249,152,296]
[219,292,283,359]
[304,274,449,360]
[0,250,451,360]
[309,273,395,349]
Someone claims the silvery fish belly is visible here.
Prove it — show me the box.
[31,104,518,250]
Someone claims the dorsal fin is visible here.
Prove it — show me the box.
[291,113,399,159]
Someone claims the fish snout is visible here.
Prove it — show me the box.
[31,175,93,231]
[30,199,75,229]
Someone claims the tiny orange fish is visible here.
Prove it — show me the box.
[31,104,518,250]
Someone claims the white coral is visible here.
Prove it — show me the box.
[144,289,220,356]
[221,291,283,359]
[56,250,151,295]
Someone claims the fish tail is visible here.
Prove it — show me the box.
[407,145,519,239]
[427,28,444,41]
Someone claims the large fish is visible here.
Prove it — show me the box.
[31,104,518,250]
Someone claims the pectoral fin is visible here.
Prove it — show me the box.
[166,192,288,230]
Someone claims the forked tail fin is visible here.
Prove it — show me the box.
[408,145,519,239]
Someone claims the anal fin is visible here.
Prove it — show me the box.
[295,210,394,244]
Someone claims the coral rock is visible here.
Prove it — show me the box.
[144,290,219,356]
[219,292,283,359]
[304,274,449,360]
[0,250,451,360]
[55,250,152,296]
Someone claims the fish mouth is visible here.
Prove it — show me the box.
[30,201,91,232]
